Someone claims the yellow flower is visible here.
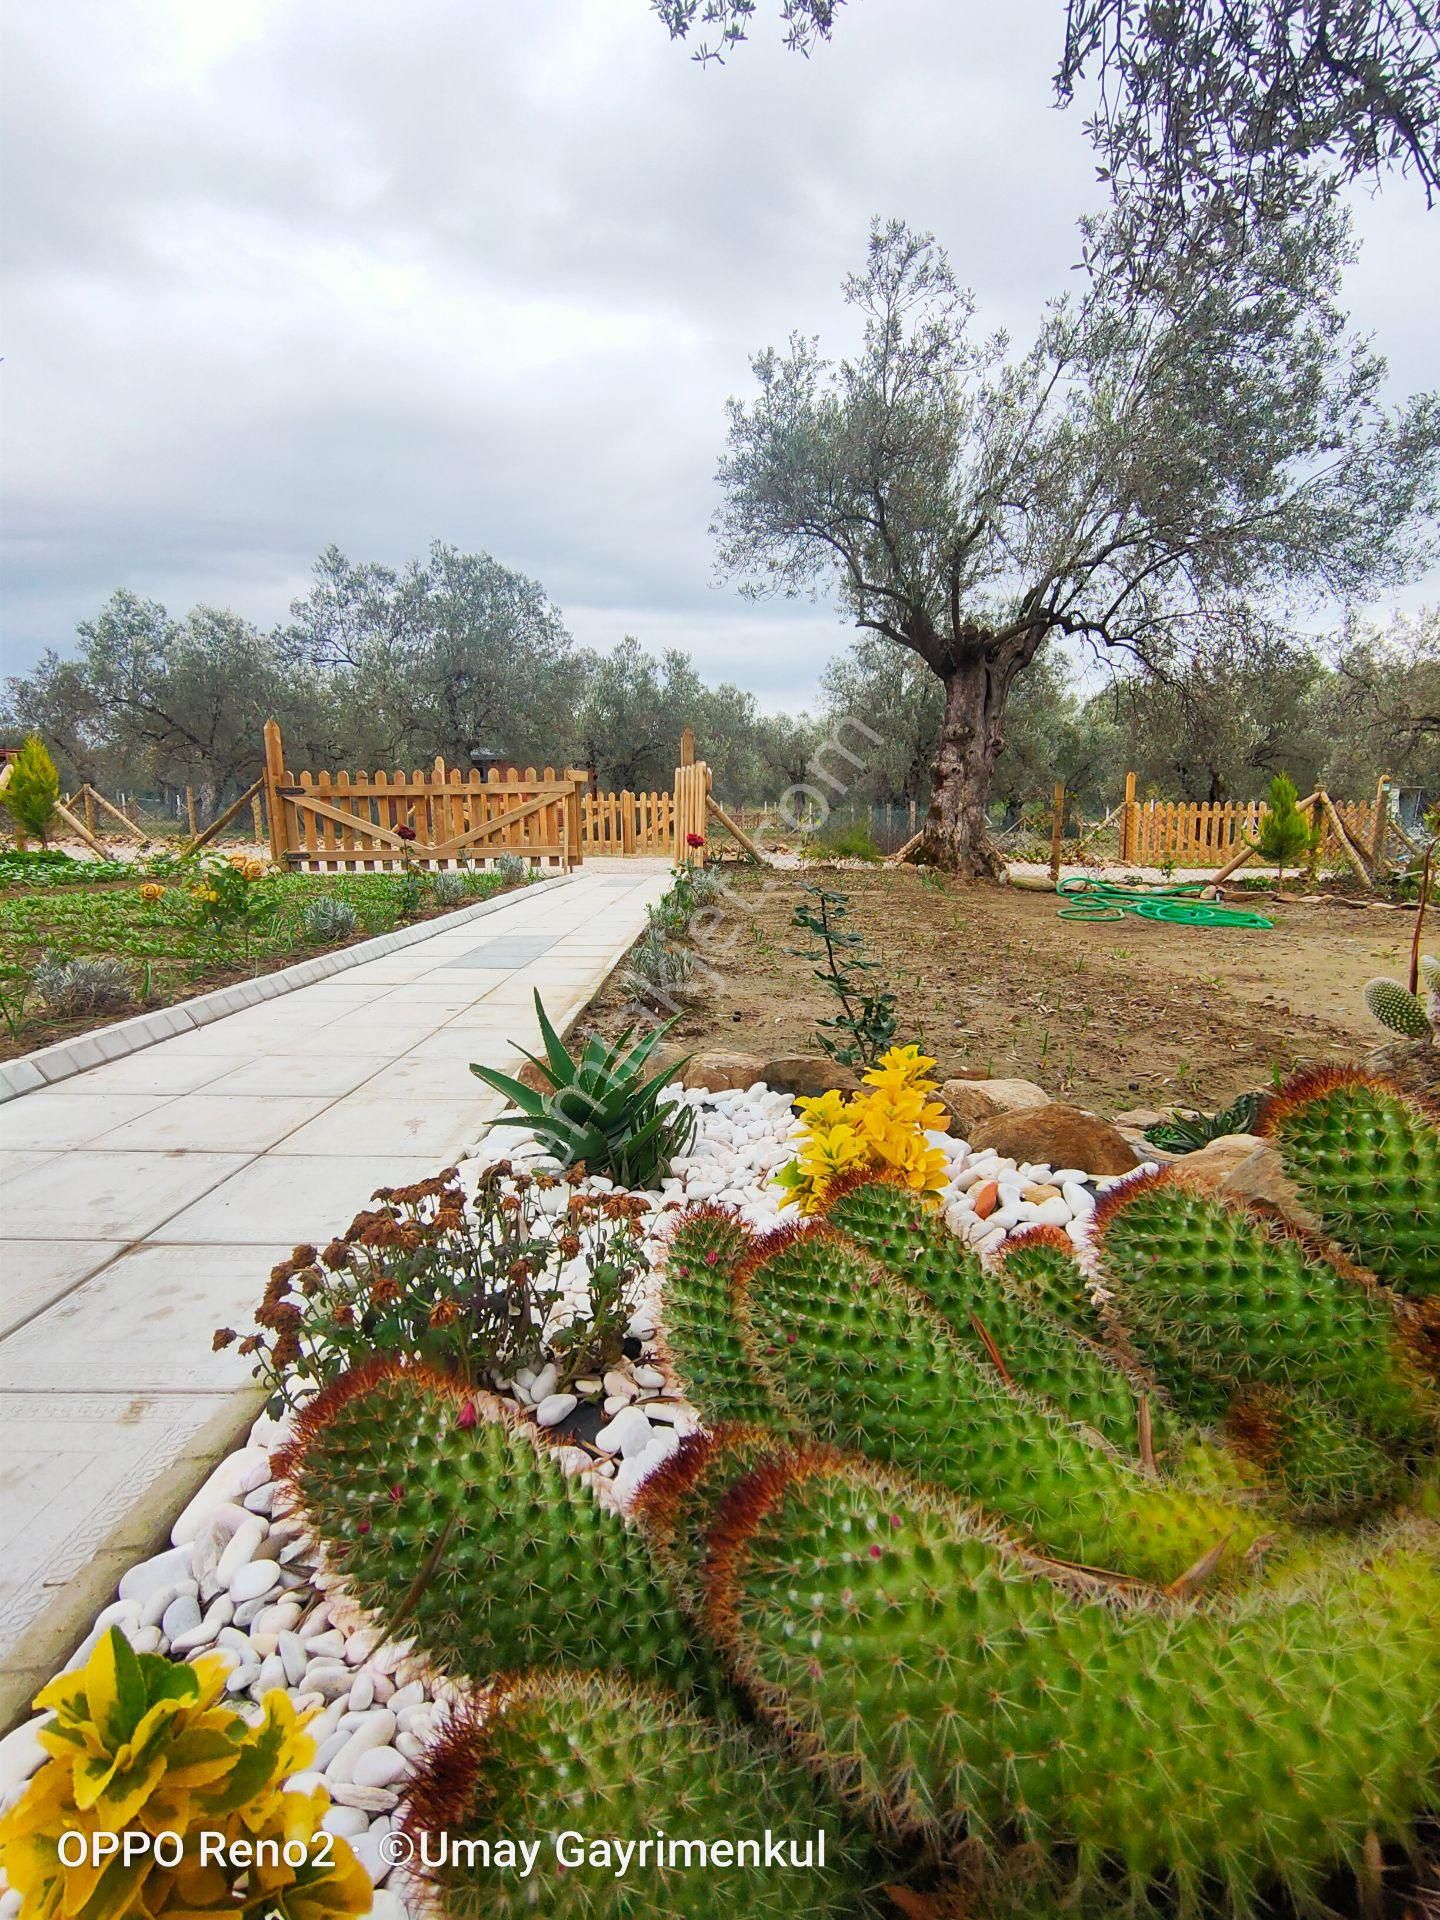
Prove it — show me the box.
[862,1043,940,1095]
[794,1088,851,1133]
[138,881,165,902]
[243,859,266,879]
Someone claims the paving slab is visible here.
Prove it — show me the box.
[0,859,670,1728]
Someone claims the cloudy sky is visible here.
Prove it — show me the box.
[3,0,1437,712]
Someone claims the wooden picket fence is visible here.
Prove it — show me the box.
[1118,772,1379,867]
[261,722,587,871]
[578,789,675,856]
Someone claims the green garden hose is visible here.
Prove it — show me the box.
[1056,877,1273,929]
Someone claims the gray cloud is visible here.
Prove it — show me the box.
[2,0,1436,707]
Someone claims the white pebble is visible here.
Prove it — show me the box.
[535,1392,578,1428]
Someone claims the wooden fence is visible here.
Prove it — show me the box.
[578,789,675,856]
[1118,773,1378,867]
[261,722,586,871]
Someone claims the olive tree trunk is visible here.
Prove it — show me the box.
[914,648,1015,880]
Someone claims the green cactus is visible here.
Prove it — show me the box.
[1222,1383,1407,1515]
[703,1448,1440,1917]
[826,1178,1185,1469]
[732,1224,1266,1584]
[1363,975,1433,1039]
[400,1670,883,1920]
[1260,1068,1440,1301]
[1423,951,1440,1023]
[660,1206,788,1429]
[1092,1171,1436,1446]
[273,1360,711,1698]
[993,1222,1106,1340]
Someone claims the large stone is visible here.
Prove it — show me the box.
[760,1054,860,1096]
[940,1077,1050,1131]
[967,1103,1142,1177]
[647,1042,690,1085]
[682,1050,766,1093]
[1173,1135,1321,1233]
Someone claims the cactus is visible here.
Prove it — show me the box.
[659,1206,785,1429]
[1364,975,1433,1039]
[731,1223,1265,1584]
[1423,950,1440,1022]
[274,1360,711,1698]
[1260,1068,1440,1302]
[1222,1383,1406,1515]
[701,1447,1440,1916]
[1093,1170,1436,1446]
[825,1176,1180,1467]
[401,1671,883,1919]
[993,1223,1106,1340]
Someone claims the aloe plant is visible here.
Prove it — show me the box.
[471,991,695,1186]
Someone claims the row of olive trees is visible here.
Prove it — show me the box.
[0,545,817,817]
[816,609,1440,820]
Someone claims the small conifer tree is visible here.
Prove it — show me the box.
[0,735,60,847]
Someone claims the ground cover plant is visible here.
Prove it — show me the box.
[0,852,521,1057]
[275,1065,1440,1919]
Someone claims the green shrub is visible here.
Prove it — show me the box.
[31,951,135,1017]
[218,1164,651,1413]
[495,852,531,886]
[1144,1090,1262,1152]
[1,735,60,846]
[471,991,695,1187]
[300,895,358,943]
[817,820,884,861]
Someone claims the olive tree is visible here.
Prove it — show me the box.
[713,207,1440,876]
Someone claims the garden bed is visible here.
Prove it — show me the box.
[0,851,523,1060]
[582,863,1422,1109]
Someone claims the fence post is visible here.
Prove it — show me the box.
[1120,772,1137,862]
[680,727,695,768]
[262,720,287,866]
[184,786,197,837]
[1370,776,1390,881]
[621,790,636,857]
[83,787,97,840]
[1049,780,1066,884]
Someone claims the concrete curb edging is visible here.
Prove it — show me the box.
[0,873,574,1104]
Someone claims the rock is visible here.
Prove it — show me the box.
[1174,1136,1321,1232]
[170,1449,270,1545]
[229,1560,280,1605]
[353,1746,410,1789]
[161,1594,202,1640]
[367,1894,408,1920]
[216,1515,266,1586]
[602,1368,637,1401]
[535,1392,578,1428]
[647,1041,689,1085]
[593,1404,655,1457]
[1021,1182,1061,1203]
[759,1054,859,1097]
[971,1180,1000,1219]
[0,1720,48,1798]
[118,1544,194,1604]
[350,1672,375,1713]
[967,1103,1142,1177]
[632,1364,665,1392]
[939,1078,1050,1131]
[1112,1107,1167,1130]
[169,1594,233,1654]
[322,1805,371,1839]
[683,1050,765,1093]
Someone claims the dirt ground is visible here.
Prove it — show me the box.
[584,865,1435,1114]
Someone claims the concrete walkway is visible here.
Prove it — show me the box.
[0,859,669,1722]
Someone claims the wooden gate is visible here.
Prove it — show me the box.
[261,722,586,871]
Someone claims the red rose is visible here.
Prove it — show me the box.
[685,832,705,848]
[396,824,418,842]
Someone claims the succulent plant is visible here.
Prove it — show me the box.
[1259,1067,1440,1302]
[287,1066,1440,1920]
[401,1671,882,1919]
[274,1361,715,1701]
[471,990,696,1187]
[1363,974,1433,1039]
[494,851,531,885]
[427,869,472,907]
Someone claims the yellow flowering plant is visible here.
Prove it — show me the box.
[774,1044,952,1214]
[0,1627,370,1919]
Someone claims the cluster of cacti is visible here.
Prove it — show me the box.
[0,1627,371,1918]
[1363,950,1439,1040]
[276,1066,1440,1920]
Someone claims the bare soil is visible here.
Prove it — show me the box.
[582,865,1435,1113]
